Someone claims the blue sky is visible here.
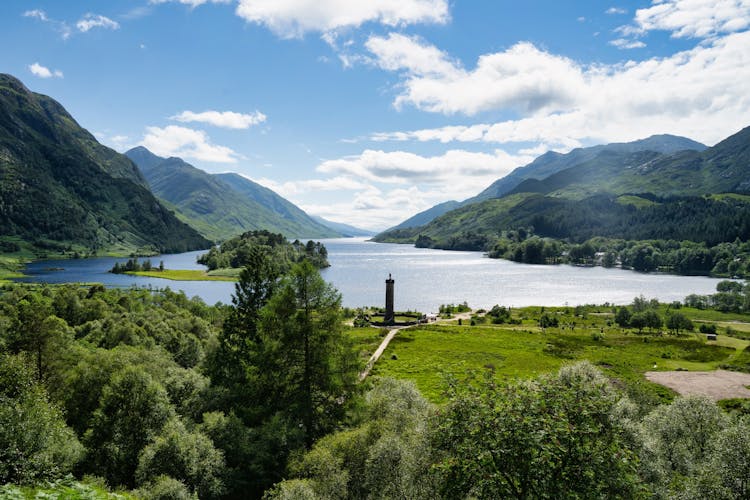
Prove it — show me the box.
[2,0,749,230]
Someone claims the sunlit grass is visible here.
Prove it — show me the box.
[369,306,750,403]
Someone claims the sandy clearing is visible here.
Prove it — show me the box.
[645,370,750,401]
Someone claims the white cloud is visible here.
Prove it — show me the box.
[23,9,48,21]
[171,110,267,129]
[76,13,120,33]
[367,29,750,147]
[141,125,240,163]
[150,0,231,8]
[606,7,627,15]
[23,9,72,39]
[630,0,750,39]
[235,0,449,38]
[609,38,646,49]
[367,34,586,115]
[316,148,531,188]
[28,63,63,79]
[251,175,371,198]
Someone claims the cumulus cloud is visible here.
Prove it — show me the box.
[76,13,120,33]
[150,0,231,7]
[28,63,63,79]
[235,0,449,38]
[316,148,531,187]
[606,7,627,15]
[609,38,646,49]
[171,110,267,129]
[23,9,72,39]
[141,125,240,163]
[368,29,750,147]
[367,33,586,115]
[629,0,750,39]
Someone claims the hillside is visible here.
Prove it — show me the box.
[373,126,750,253]
[381,134,707,234]
[310,215,374,237]
[469,134,707,203]
[126,148,339,241]
[0,74,209,255]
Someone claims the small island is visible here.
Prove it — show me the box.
[110,230,330,281]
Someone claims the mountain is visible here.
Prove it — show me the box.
[387,200,461,231]
[126,147,339,241]
[373,126,749,249]
[0,74,210,255]
[310,215,374,237]
[213,172,337,238]
[469,134,707,203]
[382,134,707,234]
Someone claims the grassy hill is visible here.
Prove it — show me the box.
[126,147,339,241]
[0,74,210,257]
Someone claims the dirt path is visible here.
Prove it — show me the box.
[358,312,475,381]
[645,370,750,401]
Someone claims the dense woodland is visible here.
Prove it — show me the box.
[2,247,750,497]
[197,230,329,272]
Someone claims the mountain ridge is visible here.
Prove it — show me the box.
[125,147,339,241]
[0,73,210,255]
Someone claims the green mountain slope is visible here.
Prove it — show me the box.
[0,74,210,255]
[382,134,706,234]
[374,126,749,250]
[214,172,338,237]
[388,200,461,231]
[309,215,374,237]
[126,148,339,241]
[469,134,707,203]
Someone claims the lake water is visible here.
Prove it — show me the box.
[15,238,728,312]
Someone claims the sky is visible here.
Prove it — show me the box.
[2,0,749,231]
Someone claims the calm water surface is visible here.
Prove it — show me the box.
[16,238,727,312]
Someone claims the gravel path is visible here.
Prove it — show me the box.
[645,370,750,401]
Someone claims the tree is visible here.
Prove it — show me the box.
[432,363,640,499]
[0,355,82,484]
[136,418,226,499]
[644,310,663,333]
[640,396,727,495]
[630,313,647,334]
[207,246,280,415]
[9,292,69,381]
[666,312,694,335]
[260,261,360,448]
[83,367,173,488]
[615,306,631,328]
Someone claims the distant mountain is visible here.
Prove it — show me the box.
[469,134,707,203]
[214,172,336,237]
[126,147,339,241]
[0,73,210,255]
[382,135,706,234]
[310,215,374,237]
[373,126,749,249]
[386,200,461,231]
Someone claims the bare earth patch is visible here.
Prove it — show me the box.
[645,370,750,401]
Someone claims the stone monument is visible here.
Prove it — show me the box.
[384,273,395,325]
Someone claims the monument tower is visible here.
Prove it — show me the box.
[384,273,395,325]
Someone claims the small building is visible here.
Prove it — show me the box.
[706,333,718,341]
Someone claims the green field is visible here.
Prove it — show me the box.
[369,306,750,403]
[128,269,237,281]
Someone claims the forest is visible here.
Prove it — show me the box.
[2,250,750,498]
[197,230,329,272]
